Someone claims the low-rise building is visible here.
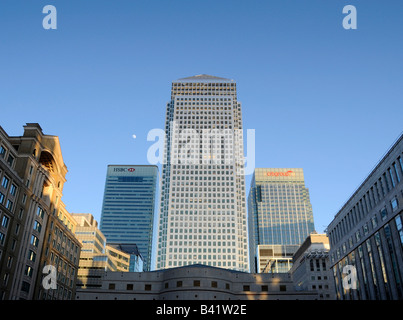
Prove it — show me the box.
[76,264,318,300]
[290,233,336,300]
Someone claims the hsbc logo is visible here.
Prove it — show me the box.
[113,167,136,173]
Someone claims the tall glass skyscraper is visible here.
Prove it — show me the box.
[156,74,249,272]
[100,165,158,271]
[248,168,315,273]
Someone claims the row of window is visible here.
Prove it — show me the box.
[107,279,280,292]
[330,154,403,247]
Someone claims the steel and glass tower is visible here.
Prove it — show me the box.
[248,168,316,273]
[156,74,248,272]
[100,165,158,271]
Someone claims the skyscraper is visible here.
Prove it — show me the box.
[156,74,249,272]
[248,168,315,273]
[100,165,158,271]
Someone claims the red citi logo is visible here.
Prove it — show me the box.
[267,170,295,177]
[128,168,136,172]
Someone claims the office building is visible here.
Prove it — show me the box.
[72,213,133,288]
[327,133,403,300]
[290,233,336,300]
[255,244,300,273]
[106,243,143,272]
[0,123,81,300]
[248,168,315,273]
[156,75,248,272]
[100,165,158,271]
[76,264,318,300]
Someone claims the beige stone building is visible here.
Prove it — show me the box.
[72,213,131,289]
[290,233,336,300]
[0,123,81,300]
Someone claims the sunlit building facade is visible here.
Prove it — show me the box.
[291,233,336,300]
[248,168,315,273]
[72,213,131,289]
[0,123,81,300]
[156,75,248,272]
[100,165,158,271]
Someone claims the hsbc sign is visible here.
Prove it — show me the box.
[113,167,136,173]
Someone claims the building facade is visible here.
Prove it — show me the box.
[290,233,336,300]
[156,74,248,272]
[0,123,81,300]
[327,133,403,300]
[72,213,132,289]
[248,168,315,273]
[255,244,300,274]
[76,264,318,300]
[100,165,158,271]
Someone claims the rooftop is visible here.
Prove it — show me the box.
[175,74,234,83]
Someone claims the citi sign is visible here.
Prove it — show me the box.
[266,170,295,177]
[113,167,136,173]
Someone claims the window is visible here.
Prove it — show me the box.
[395,215,403,246]
[393,163,401,183]
[30,235,39,247]
[0,146,6,158]
[7,154,14,167]
[10,184,17,196]
[391,198,399,212]
[380,207,388,220]
[28,250,36,262]
[6,200,13,211]
[108,283,115,290]
[1,176,9,189]
[21,281,30,293]
[243,285,250,291]
[389,168,396,188]
[371,215,378,228]
[193,280,200,287]
[211,281,217,288]
[24,265,33,277]
[261,285,268,292]
[0,232,5,245]
[37,207,45,219]
[280,285,287,292]
[1,215,9,228]
[176,281,182,287]
[33,221,42,233]
[126,284,133,290]
[145,284,152,291]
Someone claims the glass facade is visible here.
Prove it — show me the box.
[100,165,158,271]
[248,168,315,273]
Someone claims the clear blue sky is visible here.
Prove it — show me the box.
[1,0,402,233]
